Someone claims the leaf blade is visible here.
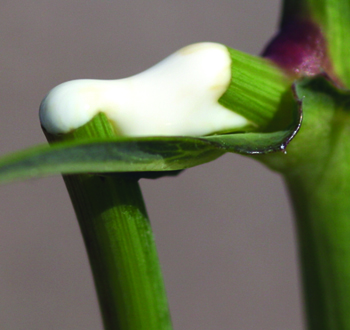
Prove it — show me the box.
[0,92,302,184]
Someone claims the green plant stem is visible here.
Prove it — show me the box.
[277,88,350,329]
[285,165,350,330]
[45,113,172,330]
[258,76,350,329]
[64,173,172,330]
[266,141,350,330]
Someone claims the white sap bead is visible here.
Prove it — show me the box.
[40,42,249,136]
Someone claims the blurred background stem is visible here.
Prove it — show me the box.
[262,0,350,327]
[286,166,350,330]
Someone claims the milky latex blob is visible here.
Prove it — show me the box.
[40,42,249,137]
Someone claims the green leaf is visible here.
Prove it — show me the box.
[0,92,301,185]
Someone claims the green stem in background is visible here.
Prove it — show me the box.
[45,114,172,330]
[286,167,350,330]
[259,76,350,330]
[285,121,350,330]
[259,0,350,327]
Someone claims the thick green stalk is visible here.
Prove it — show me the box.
[286,164,350,330]
[263,0,350,324]
[285,104,350,329]
[264,123,350,330]
[259,76,350,329]
[45,114,172,330]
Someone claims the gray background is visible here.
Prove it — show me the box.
[0,1,303,329]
